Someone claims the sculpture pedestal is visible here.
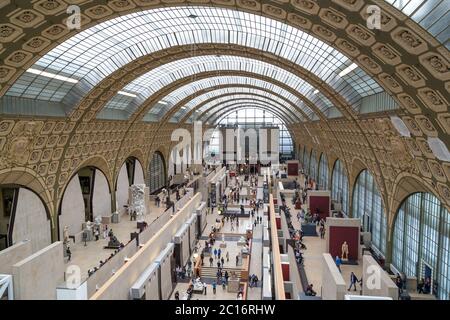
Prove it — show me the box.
[111,212,119,224]
[227,279,240,293]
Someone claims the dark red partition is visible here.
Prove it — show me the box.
[329,226,359,261]
[287,162,299,176]
[309,195,330,220]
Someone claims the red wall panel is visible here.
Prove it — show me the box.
[309,195,330,220]
[281,263,290,281]
[287,163,299,176]
[329,226,359,261]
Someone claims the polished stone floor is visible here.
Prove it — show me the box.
[170,175,264,300]
[285,174,364,298]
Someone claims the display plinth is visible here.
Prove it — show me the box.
[227,279,240,293]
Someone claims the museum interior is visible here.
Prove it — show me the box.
[0,0,449,301]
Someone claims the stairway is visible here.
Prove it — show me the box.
[200,266,243,279]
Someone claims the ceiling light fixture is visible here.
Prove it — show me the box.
[118,91,137,98]
[27,68,78,84]
[338,63,358,77]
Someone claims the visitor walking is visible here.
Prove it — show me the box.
[348,272,359,291]
[335,256,342,273]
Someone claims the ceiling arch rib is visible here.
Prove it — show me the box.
[164,83,312,123]
[135,75,316,123]
[211,105,293,127]
[200,101,296,126]
[165,91,302,124]
[196,96,302,124]
[174,86,311,124]
[5,7,383,113]
[99,56,335,120]
[190,95,301,124]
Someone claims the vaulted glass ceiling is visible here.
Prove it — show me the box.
[192,95,301,124]
[167,84,307,123]
[99,56,336,120]
[385,0,449,49]
[204,101,297,125]
[144,79,314,123]
[200,99,298,125]
[5,6,385,117]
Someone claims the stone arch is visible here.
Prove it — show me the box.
[0,170,53,252]
[57,160,113,241]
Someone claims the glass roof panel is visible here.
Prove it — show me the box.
[6,6,384,112]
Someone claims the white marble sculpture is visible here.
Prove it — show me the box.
[130,184,147,222]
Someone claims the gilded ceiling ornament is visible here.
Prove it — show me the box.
[0,121,41,169]
[427,55,448,74]
[399,30,421,48]
[376,119,416,174]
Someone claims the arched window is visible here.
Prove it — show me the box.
[318,153,329,190]
[393,193,450,300]
[149,152,167,194]
[352,170,387,254]
[331,159,349,214]
[309,150,318,182]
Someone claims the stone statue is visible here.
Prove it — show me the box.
[63,226,69,244]
[86,220,93,230]
[341,241,349,260]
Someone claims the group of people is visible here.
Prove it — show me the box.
[417,277,432,294]
[248,274,259,288]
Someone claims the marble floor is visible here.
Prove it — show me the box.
[284,175,364,298]
[170,174,265,300]
[66,201,167,280]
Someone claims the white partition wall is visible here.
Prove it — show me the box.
[145,267,160,300]
[156,243,175,301]
[92,170,111,219]
[116,164,129,215]
[13,188,51,253]
[322,253,346,300]
[362,255,398,300]
[174,224,190,267]
[188,215,197,252]
[59,175,85,240]
[134,160,145,185]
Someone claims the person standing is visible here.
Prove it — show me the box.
[209,256,214,267]
[94,228,100,241]
[226,251,230,262]
[221,257,225,267]
[335,256,342,273]
[214,248,218,259]
[212,281,217,294]
[203,283,207,295]
[66,246,72,261]
[218,248,222,259]
[348,272,359,291]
